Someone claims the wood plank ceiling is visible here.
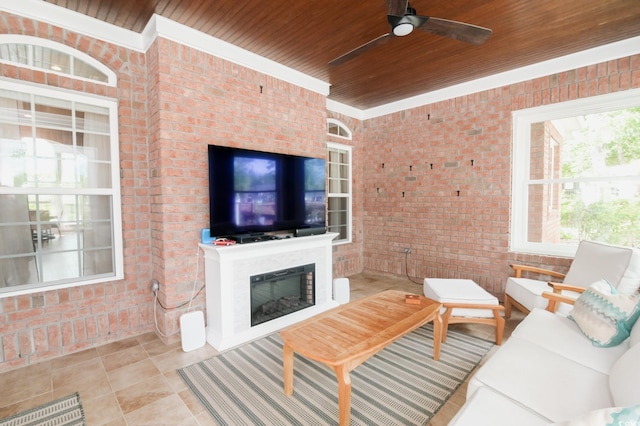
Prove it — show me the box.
[44,0,640,110]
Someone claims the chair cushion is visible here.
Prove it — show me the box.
[564,240,640,294]
[505,277,555,312]
[423,278,498,318]
[609,343,640,407]
[568,280,640,347]
[512,308,628,374]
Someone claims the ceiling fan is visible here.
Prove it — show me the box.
[329,0,492,65]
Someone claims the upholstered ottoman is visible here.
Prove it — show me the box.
[424,278,505,345]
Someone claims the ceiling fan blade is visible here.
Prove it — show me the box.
[387,0,408,17]
[328,33,393,65]
[418,17,492,45]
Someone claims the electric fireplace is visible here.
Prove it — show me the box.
[250,263,315,326]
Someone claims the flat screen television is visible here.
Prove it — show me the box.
[208,145,326,237]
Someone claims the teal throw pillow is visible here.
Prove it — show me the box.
[568,279,640,347]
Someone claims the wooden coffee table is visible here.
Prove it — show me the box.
[280,290,442,426]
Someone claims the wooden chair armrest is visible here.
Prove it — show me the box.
[547,282,586,294]
[510,264,566,280]
[442,303,505,311]
[542,291,578,313]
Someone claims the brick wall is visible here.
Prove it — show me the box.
[147,37,328,340]
[0,12,152,373]
[362,54,640,298]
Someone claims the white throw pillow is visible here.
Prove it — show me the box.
[568,279,640,347]
[609,343,640,407]
[552,405,640,426]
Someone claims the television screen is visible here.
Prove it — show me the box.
[233,156,277,227]
[208,145,326,237]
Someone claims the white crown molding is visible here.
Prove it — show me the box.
[356,35,640,120]
[0,0,144,51]
[326,100,365,120]
[142,15,330,96]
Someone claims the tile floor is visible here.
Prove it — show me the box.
[0,272,524,425]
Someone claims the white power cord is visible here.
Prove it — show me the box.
[152,246,202,337]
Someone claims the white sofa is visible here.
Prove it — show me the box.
[449,307,640,425]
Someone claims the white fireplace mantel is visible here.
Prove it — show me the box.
[199,233,339,351]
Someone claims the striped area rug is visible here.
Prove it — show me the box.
[0,393,85,426]
[179,324,493,425]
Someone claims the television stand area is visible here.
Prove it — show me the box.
[227,227,327,244]
[228,233,283,244]
[199,232,339,351]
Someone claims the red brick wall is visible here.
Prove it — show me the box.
[362,54,640,298]
[147,37,328,340]
[0,12,152,373]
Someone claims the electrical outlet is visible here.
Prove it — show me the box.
[151,280,159,293]
[404,248,412,254]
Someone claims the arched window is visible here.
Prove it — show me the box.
[0,35,115,85]
[327,118,352,140]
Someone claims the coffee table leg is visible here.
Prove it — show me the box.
[432,313,443,361]
[283,343,294,396]
[336,365,352,426]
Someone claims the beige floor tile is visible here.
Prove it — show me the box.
[124,394,192,425]
[178,387,206,417]
[0,392,53,418]
[151,345,218,373]
[50,348,99,371]
[52,358,112,401]
[106,358,161,392]
[96,336,142,357]
[115,374,174,415]
[142,337,181,357]
[101,345,149,372]
[0,361,51,407]
[82,392,125,425]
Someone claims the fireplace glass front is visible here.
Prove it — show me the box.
[250,263,315,327]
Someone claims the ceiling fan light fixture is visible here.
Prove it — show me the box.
[393,22,414,36]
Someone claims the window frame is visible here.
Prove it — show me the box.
[0,79,123,298]
[327,141,353,245]
[511,88,640,257]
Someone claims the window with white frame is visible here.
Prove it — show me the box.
[0,54,121,297]
[327,141,352,243]
[511,88,640,257]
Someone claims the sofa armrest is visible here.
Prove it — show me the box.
[510,264,566,280]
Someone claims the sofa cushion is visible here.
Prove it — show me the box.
[511,308,628,374]
[449,387,549,426]
[564,240,640,294]
[609,343,640,407]
[467,337,613,422]
[568,280,640,347]
[553,404,640,426]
